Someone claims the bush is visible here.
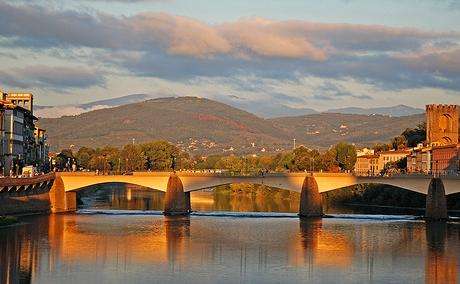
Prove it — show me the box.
[0,216,18,227]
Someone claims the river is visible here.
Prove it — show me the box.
[1,184,459,283]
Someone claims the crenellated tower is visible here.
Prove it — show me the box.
[426,104,459,146]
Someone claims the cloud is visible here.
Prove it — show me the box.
[1,2,456,59]
[395,47,460,76]
[1,1,460,94]
[313,82,372,101]
[218,18,327,60]
[0,65,105,89]
[35,104,111,118]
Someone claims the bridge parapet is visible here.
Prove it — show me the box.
[0,173,55,197]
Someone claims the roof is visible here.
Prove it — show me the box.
[0,101,37,120]
[378,149,411,155]
[431,143,460,150]
[357,154,379,159]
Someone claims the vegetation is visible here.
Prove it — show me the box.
[0,216,18,227]
[55,140,358,173]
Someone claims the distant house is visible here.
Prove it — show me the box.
[377,150,410,170]
[354,154,379,176]
[431,144,460,176]
[407,148,431,174]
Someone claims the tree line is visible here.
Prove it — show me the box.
[54,140,357,174]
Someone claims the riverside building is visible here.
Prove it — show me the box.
[0,89,49,176]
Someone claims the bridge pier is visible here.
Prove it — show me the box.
[425,178,448,220]
[163,173,191,215]
[49,176,77,213]
[299,175,323,218]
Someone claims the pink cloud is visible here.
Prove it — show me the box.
[395,47,460,74]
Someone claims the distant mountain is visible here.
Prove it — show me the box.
[231,102,318,118]
[36,93,423,119]
[35,94,151,118]
[326,105,424,117]
[37,97,425,153]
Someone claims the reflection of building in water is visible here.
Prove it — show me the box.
[425,221,457,284]
[0,216,50,283]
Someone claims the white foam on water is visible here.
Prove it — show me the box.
[77,209,164,215]
[190,211,298,218]
[325,214,420,222]
[77,209,422,221]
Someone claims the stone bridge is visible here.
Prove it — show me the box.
[49,172,460,219]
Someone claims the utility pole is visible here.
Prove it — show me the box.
[293,138,296,150]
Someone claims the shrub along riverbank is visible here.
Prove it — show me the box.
[0,216,19,227]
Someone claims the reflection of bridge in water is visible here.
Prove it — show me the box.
[50,172,460,218]
[1,215,457,283]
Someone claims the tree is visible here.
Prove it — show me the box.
[333,142,357,171]
[391,135,407,150]
[121,144,145,172]
[401,122,426,147]
[55,149,74,170]
[89,155,109,172]
[320,148,338,172]
[275,152,295,171]
[99,146,120,171]
[141,141,179,170]
[75,147,95,169]
[258,155,274,171]
[291,146,321,171]
[373,143,391,152]
[215,156,244,173]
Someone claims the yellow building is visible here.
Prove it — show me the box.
[354,154,379,176]
[378,150,410,170]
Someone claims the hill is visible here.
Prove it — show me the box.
[326,105,424,117]
[38,97,287,152]
[37,97,425,153]
[269,113,425,149]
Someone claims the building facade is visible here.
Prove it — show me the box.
[0,90,48,176]
[431,144,460,176]
[354,154,380,176]
[378,150,410,171]
[407,148,431,174]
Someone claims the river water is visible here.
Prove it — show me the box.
[1,185,459,283]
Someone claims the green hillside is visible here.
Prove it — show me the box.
[38,97,425,153]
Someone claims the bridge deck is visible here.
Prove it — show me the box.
[54,172,460,195]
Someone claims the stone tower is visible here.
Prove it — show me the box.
[426,104,459,146]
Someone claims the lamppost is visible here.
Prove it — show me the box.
[171,154,176,172]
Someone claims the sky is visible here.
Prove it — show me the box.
[0,0,460,115]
